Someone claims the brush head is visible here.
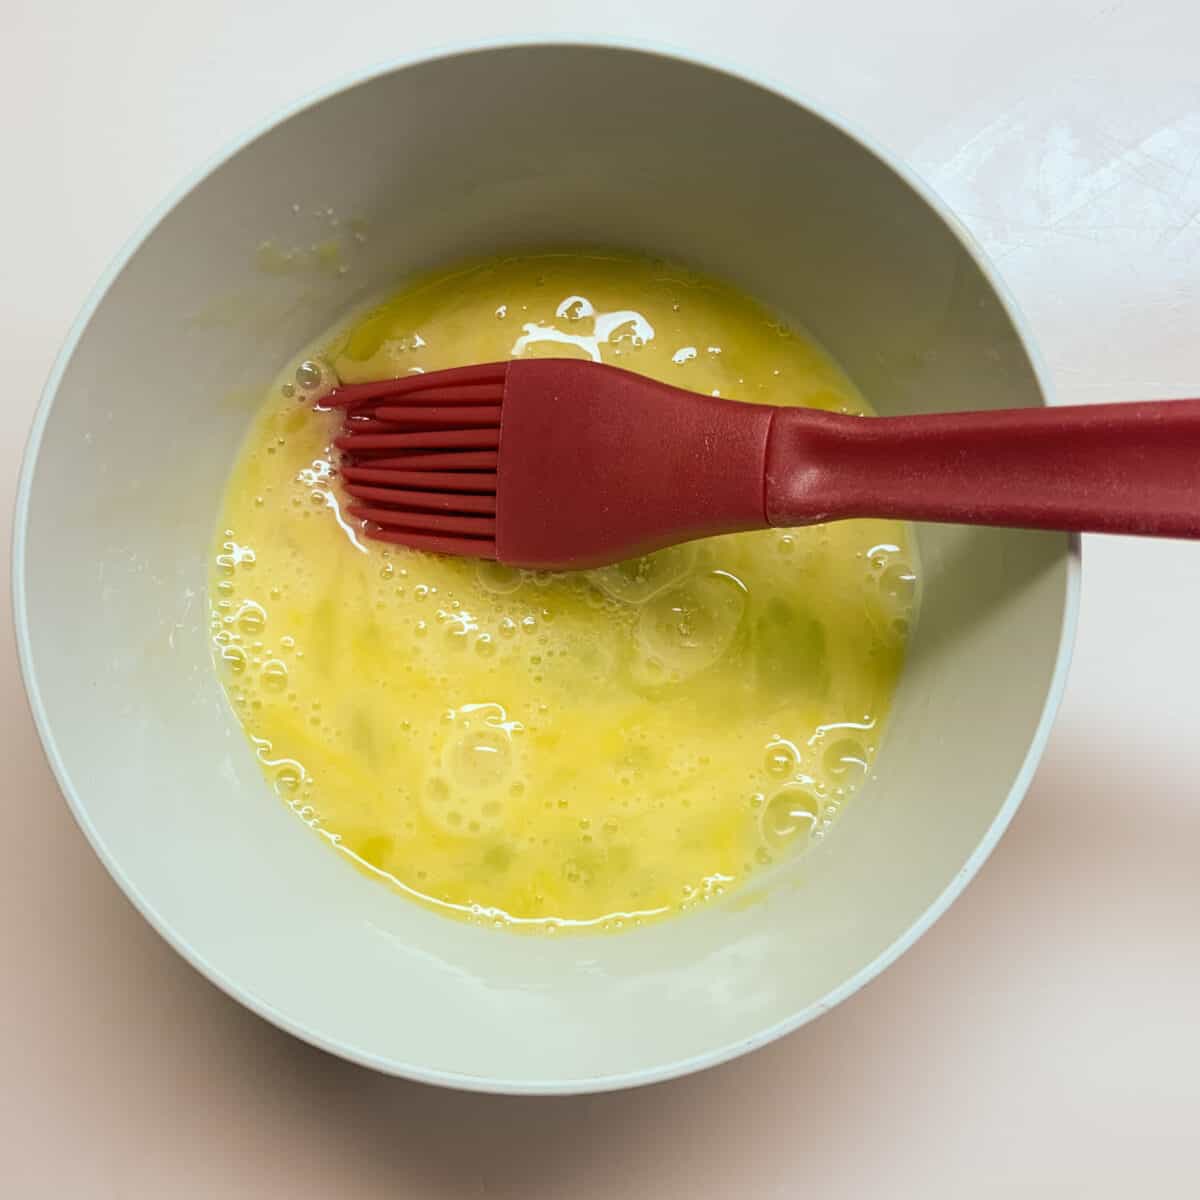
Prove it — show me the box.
[328,358,774,569]
[329,363,504,559]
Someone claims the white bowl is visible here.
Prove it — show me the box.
[13,40,1078,1093]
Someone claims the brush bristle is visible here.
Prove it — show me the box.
[327,363,507,558]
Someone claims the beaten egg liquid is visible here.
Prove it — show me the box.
[210,253,918,931]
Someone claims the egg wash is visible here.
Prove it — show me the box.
[209,252,919,932]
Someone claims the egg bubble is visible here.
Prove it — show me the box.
[273,764,304,795]
[764,740,798,778]
[447,725,512,791]
[761,783,821,847]
[220,645,247,673]
[234,600,267,636]
[294,357,338,400]
[476,562,523,595]
[588,544,695,605]
[823,737,868,785]
[261,659,289,691]
[632,572,745,684]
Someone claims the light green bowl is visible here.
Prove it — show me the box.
[13,40,1077,1093]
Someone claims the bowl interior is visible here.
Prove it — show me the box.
[16,44,1072,1091]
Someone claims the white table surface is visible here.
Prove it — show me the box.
[3,1,1198,1195]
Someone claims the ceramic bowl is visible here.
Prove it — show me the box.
[13,41,1077,1093]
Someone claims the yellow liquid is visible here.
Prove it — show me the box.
[210,252,918,931]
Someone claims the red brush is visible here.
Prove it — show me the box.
[325,359,1200,569]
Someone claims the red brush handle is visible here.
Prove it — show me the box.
[764,399,1200,537]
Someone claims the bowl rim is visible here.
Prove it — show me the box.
[11,34,1081,1095]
